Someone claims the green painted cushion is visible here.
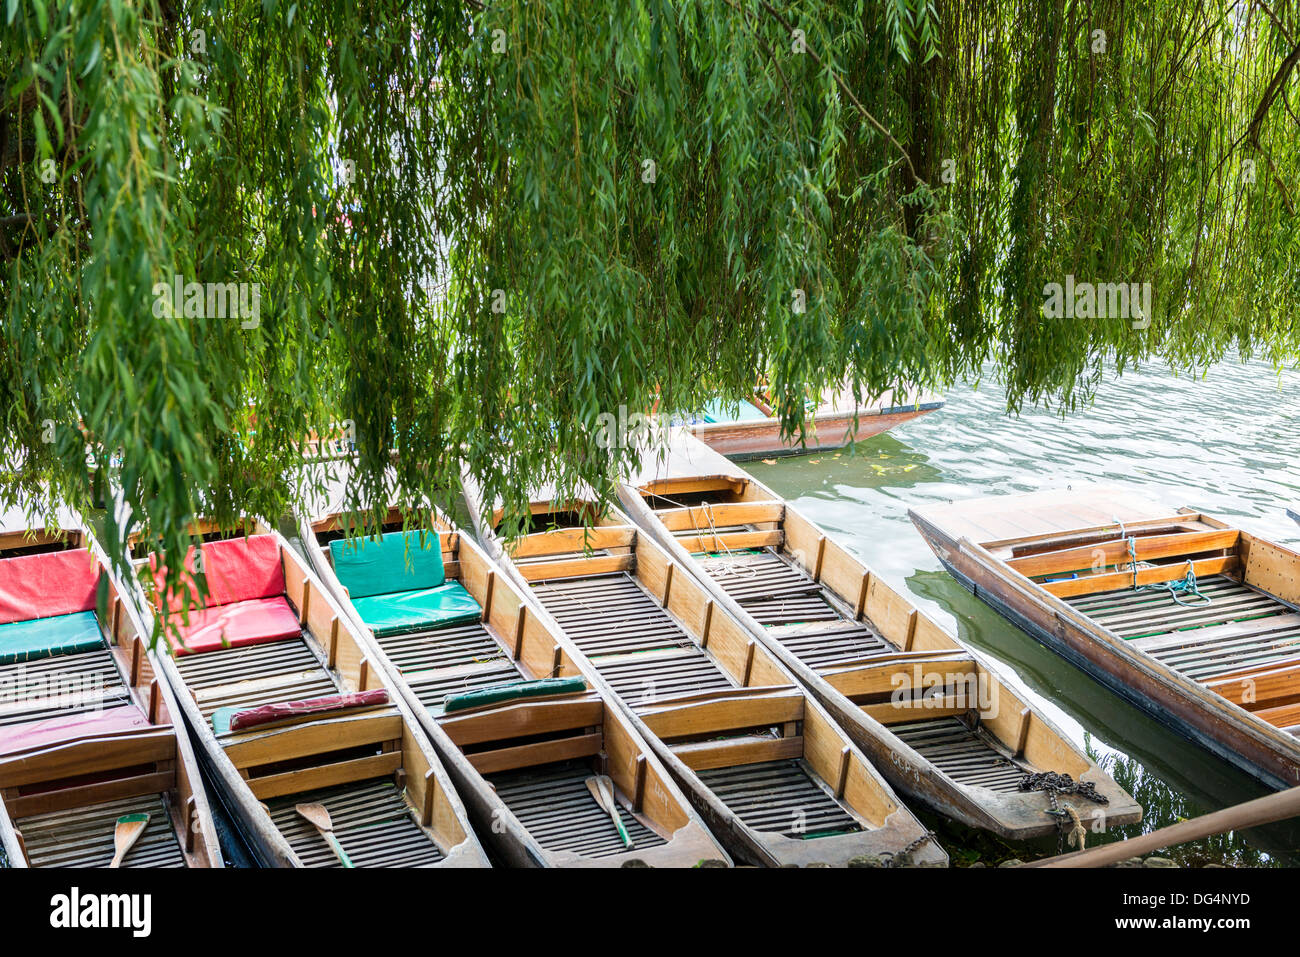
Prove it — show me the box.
[0,611,104,665]
[443,677,588,714]
[352,580,480,636]
[330,530,445,599]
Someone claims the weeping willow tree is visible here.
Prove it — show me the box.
[2,0,1298,595]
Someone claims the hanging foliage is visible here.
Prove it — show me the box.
[1,0,1297,598]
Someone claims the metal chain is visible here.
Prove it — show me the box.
[889,829,935,867]
[1018,770,1109,854]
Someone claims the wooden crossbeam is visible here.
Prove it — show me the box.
[1041,556,1240,599]
[1009,529,1240,579]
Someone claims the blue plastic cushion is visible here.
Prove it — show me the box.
[0,610,104,666]
[330,530,445,599]
[351,581,481,636]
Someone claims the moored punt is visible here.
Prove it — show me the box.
[679,385,943,460]
[0,514,222,868]
[463,477,947,867]
[909,486,1300,790]
[616,432,1140,840]
[122,519,487,867]
[297,495,730,867]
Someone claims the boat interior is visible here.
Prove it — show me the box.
[132,521,469,866]
[633,472,1094,795]
[487,497,902,849]
[978,508,1300,738]
[0,524,218,868]
[305,505,699,862]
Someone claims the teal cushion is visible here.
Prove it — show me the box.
[443,677,588,714]
[352,581,481,637]
[0,611,104,665]
[330,530,445,599]
[700,397,767,424]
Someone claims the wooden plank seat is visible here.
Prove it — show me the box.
[15,792,185,867]
[266,778,444,867]
[694,760,863,838]
[768,621,894,670]
[172,636,340,720]
[533,573,698,656]
[890,716,1028,792]
[696,551,839,625]
[488,761,666,859]
[0,647,130,727]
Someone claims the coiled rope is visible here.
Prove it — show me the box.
[1114,518,1211,607]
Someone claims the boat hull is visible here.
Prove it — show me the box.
[691,403,942,460]
[910,513,1300,792]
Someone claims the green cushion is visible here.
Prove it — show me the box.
[330,530,445,599]
[443,677,588,714]
[352,580,480,636]
[0,611,104,665]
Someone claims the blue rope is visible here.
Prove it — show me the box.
[1116,518,1211,607]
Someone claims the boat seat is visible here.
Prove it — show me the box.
[0,548,101,624]
[0,703,152,755]
[166,595,303,657]
[0,610,104,666]
[330,529,446,598]
[351,581,481,637]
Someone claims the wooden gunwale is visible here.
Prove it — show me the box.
[298,495,727,868]
[907,493,1300,790]
[461,476,947,867]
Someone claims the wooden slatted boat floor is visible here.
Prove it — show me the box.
[0,646,130,726]
[694,759,863,837]
[534,573,734,706]
[891,716,1027,792]
[373,620,524,711]
[173,636,340,720]
[489,761,666,859]
[16,793,185,867]
[1067,576,1300,683]
[697,551,840,624]
[266,778,443,867]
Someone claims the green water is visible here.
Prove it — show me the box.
[747,358,1300,865]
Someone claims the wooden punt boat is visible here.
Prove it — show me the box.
[462,476,948,867]
[679,385,943,460]
[295,491,731,867]
[909,486,1300,790]
[120,518,488,867]
[0,512,222,867]
[615,432,1140,839]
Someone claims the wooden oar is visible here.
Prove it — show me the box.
[108,813,150,868]
[295,803,355,868]
[586,775,634,849]
[1029,785,1300,867]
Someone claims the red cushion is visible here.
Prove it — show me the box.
[0,704,151,756]
[152,534,286,613]
[0,549,100,625]
[168,595,302,657]
[229,690,390,732]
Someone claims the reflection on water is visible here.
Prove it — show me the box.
[747,358,1300,865]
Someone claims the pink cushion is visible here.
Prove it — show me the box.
[0,704,151,756]
[168,595,302,657]
[229,689,390,732]
[0,549,100,625]
[152,534,286,613]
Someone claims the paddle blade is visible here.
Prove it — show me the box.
[295,802,333,832]
[109,813,151,868]
[586,775,635,849]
